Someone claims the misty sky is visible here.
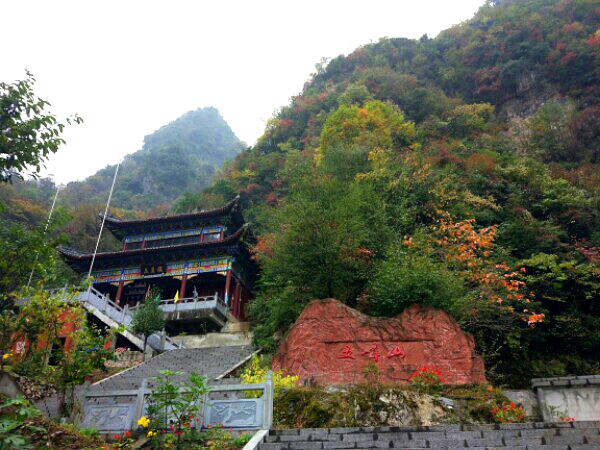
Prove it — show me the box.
[4,0,485,184]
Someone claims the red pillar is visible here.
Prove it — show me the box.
[180,274,188,299]
[239,287,248,321]
[224,269,232,305]
[115,280,124,304]
[234,276,241,319]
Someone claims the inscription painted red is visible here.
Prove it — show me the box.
[273,299,486,385]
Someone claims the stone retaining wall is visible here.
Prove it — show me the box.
[259,422,600,449]
[533,375,600,422]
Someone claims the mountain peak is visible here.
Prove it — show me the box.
[63,107,244,210]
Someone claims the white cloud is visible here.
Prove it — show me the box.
[3,0,485,183]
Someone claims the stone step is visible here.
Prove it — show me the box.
[88,344,255,391]
[258,422,600,450]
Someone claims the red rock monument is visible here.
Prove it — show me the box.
[273,299,486,385]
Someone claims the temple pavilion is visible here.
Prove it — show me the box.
[58,196,256,333]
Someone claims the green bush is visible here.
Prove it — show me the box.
[0,396,42,450]
[232,433,253,446]
[369,242,466,317]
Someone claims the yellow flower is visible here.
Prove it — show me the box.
[2,353,12,360]
[147,430,156,437]
[137,416,150,428]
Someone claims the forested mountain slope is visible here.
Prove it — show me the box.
[183,0,600,386]
[61,107,245,210]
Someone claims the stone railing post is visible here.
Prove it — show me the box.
[132,378,147,429]
[264,370,274,429]
[144,343,153,361]
[199,391,209,428]
[74,380,91,427]
[159,330,166,352]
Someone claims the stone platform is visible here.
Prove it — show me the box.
[173,330,253,349]
[258,421,600,449]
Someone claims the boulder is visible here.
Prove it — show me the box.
[273,299,485,385]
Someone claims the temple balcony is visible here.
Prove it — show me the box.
[129,293,235,331]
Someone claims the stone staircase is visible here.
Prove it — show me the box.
[89,344,256,392]
[78,287,181,351]
[258,422,600,449]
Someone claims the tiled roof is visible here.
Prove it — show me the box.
[106,195,240,231]
[58,225,249,272]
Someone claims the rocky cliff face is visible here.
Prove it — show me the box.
[273,299,486,385]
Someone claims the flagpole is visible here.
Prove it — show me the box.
[87,162,120,281]
[26,185,61,290]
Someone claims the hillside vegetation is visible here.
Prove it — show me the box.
[181,0,600,386]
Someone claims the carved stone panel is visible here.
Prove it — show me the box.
[204,399,262,429]
[81,403,135,431]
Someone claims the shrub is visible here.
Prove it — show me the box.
[369,242,466,317]
[409,366,444,395]
[240,355,298,398]
[232,433,253,446]
[0,396,42,450]
[145,370,209,449]
[491,402,526,423]
[78,427,99,438]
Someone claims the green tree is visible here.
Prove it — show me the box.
[520,253,600,364]
[525,100,578,162]
[10,290,70,377]
[319,100,415,156]
[249,170,391,351]
[0,71,81,182]
[131,295,166,351]
[0,221,64,297]
[368,240,466,317]
[445,103,494,137]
